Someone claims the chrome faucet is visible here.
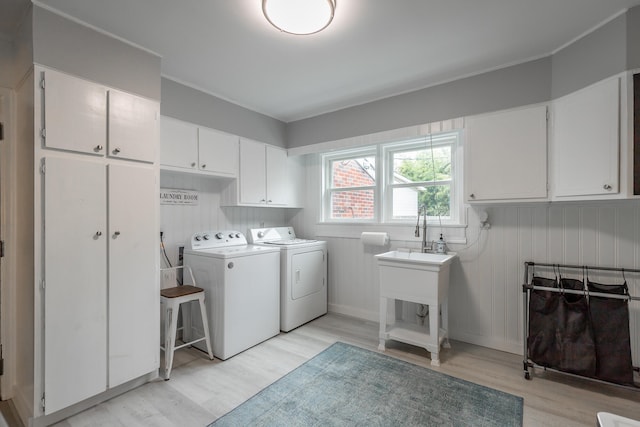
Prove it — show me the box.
[415,206,431,253]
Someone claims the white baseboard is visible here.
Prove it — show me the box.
[328,303,378,323]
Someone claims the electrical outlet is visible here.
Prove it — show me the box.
[161,269,176,289]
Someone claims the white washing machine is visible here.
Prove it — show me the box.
[249,227,327,332]
[183,230,280,360]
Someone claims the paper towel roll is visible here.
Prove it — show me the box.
[360,232,389,246]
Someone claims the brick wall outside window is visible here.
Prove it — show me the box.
[331,160,374,219]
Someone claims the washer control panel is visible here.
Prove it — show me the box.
[188,230,247,250]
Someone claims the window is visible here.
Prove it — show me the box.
[321,132,461,224]
[323,148,376,221]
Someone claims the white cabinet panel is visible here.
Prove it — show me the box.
[239,138,267,204]
[465,105,548,202]
[198,127,238,177]
[42,69,107,155]
[108,164,158,387]
[552,77,620,197]
[44,157,107,414]
[266,145,288,205]
[160,116,198,170]
[108,90,158,163]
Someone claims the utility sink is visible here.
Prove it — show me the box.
[375,250,457,366]
[375,250,456,267]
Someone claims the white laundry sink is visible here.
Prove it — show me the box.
[375,250,457,366]
[374,250,456,267]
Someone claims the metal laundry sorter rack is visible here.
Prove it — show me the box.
[522,261,640,388]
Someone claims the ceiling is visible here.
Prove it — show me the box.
[4,0,640,122]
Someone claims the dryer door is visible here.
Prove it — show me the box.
[290,249,325,299]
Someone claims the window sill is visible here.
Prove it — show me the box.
[315,222,468,244]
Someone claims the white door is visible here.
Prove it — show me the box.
[266,145,288,206]
[239,139,266,204]
[108,164,158,387]
[44,156,107,414]
[42,69,107,156]
[108,90,158,163]
[290,249,326,299]
[198,127,238,176]
[552,77,620,197]
[160,116,198,170]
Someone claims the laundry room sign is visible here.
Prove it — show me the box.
[160,188,199,205]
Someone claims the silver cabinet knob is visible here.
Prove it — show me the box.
[469,193,475,199]
[113,147,121,154]
[114,231,121,236]
[94,145,103,152]
[201,164,206,169]
[260,199,266,203]
[603,184,612,191]
[95,231,102,237]
[191,162,196,167]
[267,199,273,203]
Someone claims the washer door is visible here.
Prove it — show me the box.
[290,249,326,299]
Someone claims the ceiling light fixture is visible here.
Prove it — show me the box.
[262,0,336,35]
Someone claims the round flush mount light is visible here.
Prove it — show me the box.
[262,0,336,35]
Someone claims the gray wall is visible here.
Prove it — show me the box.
[286,58,552,148]
[627,6,640,70]
[551,13,627,99]
[161,78,287,148]
[287,6,639,149]
[32,6,161,101]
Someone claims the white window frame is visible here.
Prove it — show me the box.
[321,146,378,223]
[383,132,460,225]
[320,131,463,226]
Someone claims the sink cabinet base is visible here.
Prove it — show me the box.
[378,297,449,366]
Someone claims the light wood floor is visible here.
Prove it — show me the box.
[18,313,640,426]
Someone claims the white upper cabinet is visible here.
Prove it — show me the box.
[198,127,239,177]
[222,138,298,207]
[239,138,268,204]
[108,89,158,163]
[265,145,289,206]
[42,68,107,155]
[465,105,548,202]
[160,116,238,177]
[551,76,621,198]
[160,116,198,170]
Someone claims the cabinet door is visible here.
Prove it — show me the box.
[108,164,158,387]
[465,105,548,201]
[266,145,289,205]
[108,89,159,163]
[44,157,107,414]
[198,127,239,177]
[239,139,267,204]
[553,77,620,197]
[42,69,107,156]
[160,116,198,170]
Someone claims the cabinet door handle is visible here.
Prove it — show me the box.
[113,147,121,154]
[201,164,206,169]
[94,145,103,152]
[95,231,103,237]
[260,199,266,203]
[191,162,196,167]
[114,231,121,237]
[469,193,475,199]
[603,184,612,191]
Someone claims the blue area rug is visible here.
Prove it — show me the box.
[210,342,523,426]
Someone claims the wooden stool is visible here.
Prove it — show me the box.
[160,266,213,380]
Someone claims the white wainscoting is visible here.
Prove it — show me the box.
[159,171,290,264]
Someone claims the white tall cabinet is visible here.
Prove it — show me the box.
[34,67,160,417]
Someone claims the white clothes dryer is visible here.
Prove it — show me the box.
[249,227,327,332]
[183,230,280,360]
